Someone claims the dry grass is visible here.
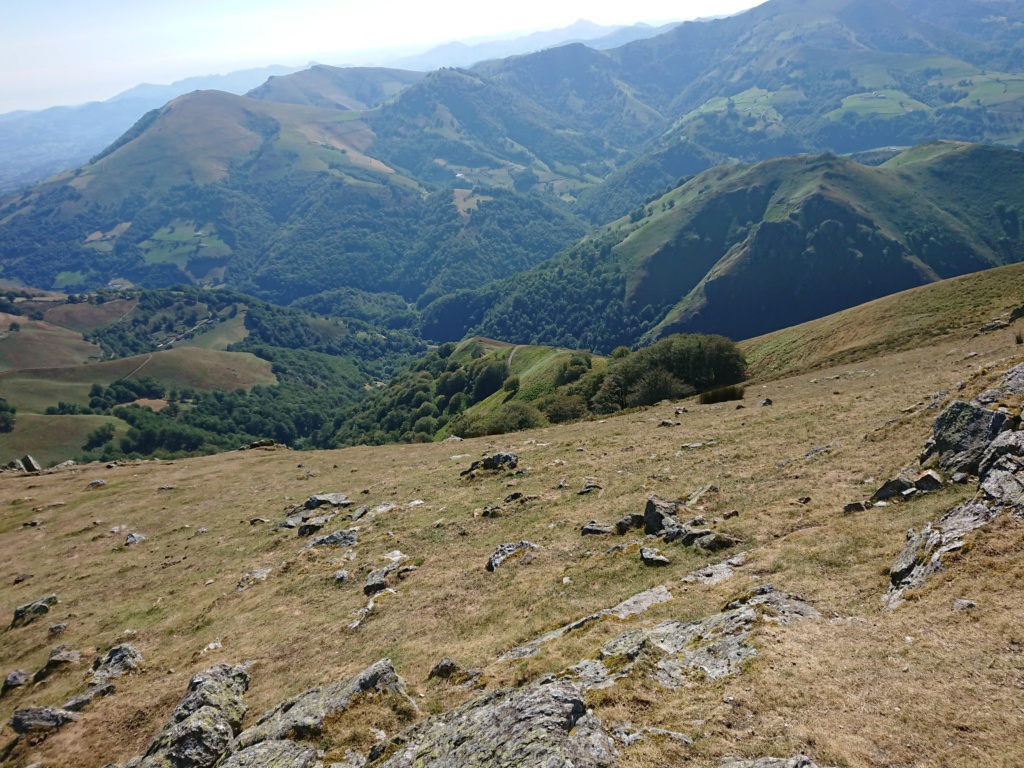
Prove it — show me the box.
[1,323,1022,766]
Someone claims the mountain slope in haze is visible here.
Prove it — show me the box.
[0,65,308,193]
[422,142,1024,350]
[245,66,426,111]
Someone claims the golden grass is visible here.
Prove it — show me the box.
[1,322,1022,766]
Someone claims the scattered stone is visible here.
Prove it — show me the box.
[646,727,693,745]
[582,521,614,536]
[350,506,370,522]
[220,740,319,768]
[21,455,42,473]
[304,529,359,549]
[640,547,670,567]
[914,470,945,493]
[35,645,81,682]
[615,513,646,535]
[686,484,720,506]
[231,659,408,752]
[125,532,146,546]
[486,541,539,572]
[364,556,407,595]
[9,706,79,734]
[91,644,143,684]
[796,496,811,505]
[305,493,352,509]
[2,670,30,695]
[248,517,269,525]
[63,682,115,712]
[953,599,977,612]
[460,452,519,476]
[578,483,602,495]
[843,501,868,514]
[10,594,58,628]
[426,657,480,687]
[236,568,272,592]
[371,681,615,768]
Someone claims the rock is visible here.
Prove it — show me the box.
[693,532,743,551]
[305,493,352,509]
[49,623,68,636]
[231,659,408,752]
[364,557,406,595]
[34,645,81,682]
[581,521,614,536]
[2,669,30,695]
[248,518,270,525]
[870,477,914,503]
[914,470,945,493]
[953,598,977,611]
[640,547,670,566]
[296,513,336,537]
[460,452,519,476]
[334,570,349,584]
[372,681,616,768]
[7,459,25,471]
[21,455,42,473]
[13,573,33,584]
[578,483,602,495]
[9,706,79,734]
[952,472,970,484]
[843,501,868,514]
[1000,362,1024,395]
[219,740,319,768]
[686,484,719,506]
[644,495,682,536]
[658,420,678,427]
[138,664,250,768]
[721,758,833,768]
[978,430,1024,480]
[614,513,645,535]
[682,553,748,586]
[63,682,116,712]
[486,541,539,572]
[10,594,58,628]
[91,643,143,684]
[236,568,272,591]
[758,398,773,407]
[304,529,358,549]
[87,479,107,488]
[980,454,1024,508]
[426,657,479,687]
[125,532,146,546]
[930,401,1012,475]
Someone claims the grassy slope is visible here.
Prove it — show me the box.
[0,314,102,372]
[2,290,1023,766]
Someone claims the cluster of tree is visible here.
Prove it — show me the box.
[0,398,15,433]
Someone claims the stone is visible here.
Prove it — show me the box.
[304,529,358,549]
[980,454,1024,508]
[10,594,58,628]
[686,484,719,506]
[297,513,336,537]
[219,740,319,768]
[978,430,1024,480]
[373,681,616,768]
[999,362,1024,395]
[21,455,42,473]
[870,477,914,503]
[461,452,519,476]
[843,501,868,514]
[681,553,748,585]
[49,623,68,636]
[236,568,272,591]
[364,557,406,595]
[914,470,945,493]
[334,570,349,584]
[930,401,1012,475]
[578,483,602,495]
[125,532,146,546]
[952,472,970,484]
[13,573,33,584]
[63,682,115,712]
[87,479,107,488]
[614,513,645,535]
[9,706,79,734]
[953,598,977,611]
[644,495,682,536]
[91,643,143,684]
[138,664,250,768]
[758,398,773,407]
[640,547,670,566]
[305,493,352,509]
[721,758,833,768]
[658,420,678,427]
[7,459,25,471]
[231,659,407,752]
[34,645,81,682]
[693,532,743,551]
[426,657,479,686]
[2,669,30,695]
[581,521,614,536]
[486,541,539,572]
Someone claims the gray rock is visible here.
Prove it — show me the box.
[21,455,42,473]
[7,459,25,471]
[952,472,970,484]
[646,727,693,744]
[930,401,1012,475]
[2,669,30,695]
[125,532,147,546]
[721,758,833,768]
[644,495,682,536]
[461,452,519,476]
[693,532,743,551]
[13,572,33,584]
[640,547,670,567]
[373,681,616,768]
[758,398,773,407]
[63,682,116,712]
[334,570,349,584]
[581,521,614,536]
[870,476,914,503]
[305,493,352,509]
[9,706,79,734]
[614,513,645,535]
[953,598,977,611]
[232,659,407,752]
[999,362,1024,395]
[843,501,868,514]
[87,479,108,488]
[578,483,602,495]
[686,484,720,506]
[297,513,336,537]
[914,470,944,493]
[978,430,1024,480]
[486,541,539,572]
[10,594,57,628]
[49,623,68,636]
[91,643,143,684]
[218,740,319,768]
[601,629,649,662]
[304,529,358,549]
[681,553,748,586]
[364,559,405,596]
[139,664,250,768]
[980,454,1024,508]
[34,645,81,682]
[236,568,272,591]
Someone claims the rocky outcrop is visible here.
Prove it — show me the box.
[136,663,250,768]
[231,659,408,752]
[218,740,320,768]
[370,681,616,767]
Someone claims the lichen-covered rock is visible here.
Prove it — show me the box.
[91,643,143,684]
[10,594,58,628]
[693,532,743,551]
[486,541,538,572]
[930,401,1011,474]
[138,663,250,768]
[232,659,408,752]
[218,740,319,768]
[371,681,616,767]
[10,706,79,734]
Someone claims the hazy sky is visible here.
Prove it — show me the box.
[1,0,764,113]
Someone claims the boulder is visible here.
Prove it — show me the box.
[640,547,670,567]
[2,669,30,695]
[693,532,743,552]
[614,513,645,535]
[870,477,914,503]
[34,645,81,682]
[1000,363,1024,395]
[372,681,616,768]
[643,495,682,536]
[9,706,79,734]
[486,541,539,572]
[63,682,116,712]
[92,643,143,684]
[10,594,58,628]
[236,568,272,592]
[581,521,614,536]
[304,529,358,549]
[7,459,25,471]
[218,740,319,768]
[980,454,1024,508]
[21,455,42,473]
[930,401,1012,475]
[914,470,944,493]
[231,659,408,752]
[978,430,1024,479]
[460,452,519,476]
[138,663,250,768]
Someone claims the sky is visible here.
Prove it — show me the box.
[1,0,764,114]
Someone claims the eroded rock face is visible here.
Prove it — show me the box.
[232,659,408,752]
[371,681,616,768]
[930,401,1011,475]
